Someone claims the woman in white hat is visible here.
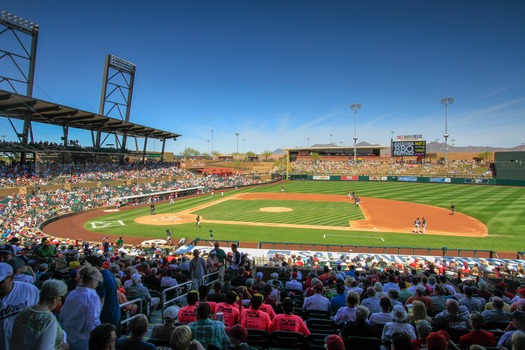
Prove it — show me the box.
[382,304,417,342]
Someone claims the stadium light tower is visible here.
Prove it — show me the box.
[235,132,240,153]
[350,104,362,165]
[440,97,454,165]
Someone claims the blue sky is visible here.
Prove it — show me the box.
[1,1,524,155]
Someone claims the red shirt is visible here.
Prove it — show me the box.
[215,302,241,327]
[459,330,496,348]
[269,313,310,335]
[260,304,276,320]
[178,305,197,324]
[241,308,271,331]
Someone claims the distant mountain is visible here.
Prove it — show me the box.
[425,141,525,153]
[282,142,525,153]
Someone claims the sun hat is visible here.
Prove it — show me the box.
[391,304,408,322]
[131,273,142,282]
[416,285,426,293]
[0,262,13,281]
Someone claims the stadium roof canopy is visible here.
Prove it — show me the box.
[0,89,181,140]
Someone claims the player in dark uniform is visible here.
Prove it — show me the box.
[150,203,155,215]
[450,203,455,215]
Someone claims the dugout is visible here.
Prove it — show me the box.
[494,152,525,180]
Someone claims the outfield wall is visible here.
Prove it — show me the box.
[288,174,525,186]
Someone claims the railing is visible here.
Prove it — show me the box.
[119,298,144,333]
[258,242,497,259]
[161,280,192,319]
[160,270,220,319]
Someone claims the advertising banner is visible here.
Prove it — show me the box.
[398,176,417,182]
[429,178,452,183]
[341,175,358,181]
[313,175,330,180]
[465,178,489,184]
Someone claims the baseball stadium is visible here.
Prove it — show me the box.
[2,7,525,350]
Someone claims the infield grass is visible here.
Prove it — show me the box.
[85,181,525,253]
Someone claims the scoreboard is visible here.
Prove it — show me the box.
[393,140,426,157]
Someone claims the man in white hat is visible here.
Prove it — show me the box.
[151,305,180,341]
[0,262,39,350]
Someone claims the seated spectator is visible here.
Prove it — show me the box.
[269,297,310,335]
[324,334,345,350]
[11,279,68,349]
[382,305,417,342]
[206,281,225,303]
[498,310,525,349]
[198,285,216,314]
[303,282,330,312]
[391,331,413,350]
[188,303,230,349]
[459,286,483,313]
[411,320,432,350]
[430,284,447,314]
[151,306,180,341]
[216,291,241,327]
[340,305,381,339]
[482,296,512,323]
[240,293,271,331]
[8,256,36,284]
[408,300,432,327]
[125,273,160,314]
[285,271,303,291]
[370,296,394,326]
[432,299,469,331]
[89,323,117,350]
[160,269,179,288]
[459,311,496,349]
[169,324,205,350]
[115,314,155,349]
[405,285,433,313]
[361,286,382,314]
[330,283,347,314]
[334,291,360,324]
[511,288,525,312]
[231,267,247,287]
[425,331,449,350]
[228,324,250,350]
[178,290,199,324]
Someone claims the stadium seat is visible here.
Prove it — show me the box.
[269,330,307,349]
[308,333,330,350]
[245,329,268,349]
[303,309,332,320]
[344,336,383,350]
[147,337,169,347]
[305,318,339,334]
[485,321,510,331]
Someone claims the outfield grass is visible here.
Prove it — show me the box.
[85,181,525,252]
[192,199,363,226]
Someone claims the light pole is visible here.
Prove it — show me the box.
[391,130,395,157]
[350,103,362,165]
[330,134,333,144]
[440,97,454,165]
[235,132,239,154]
[211,129,214,159]
[307,138,309,147]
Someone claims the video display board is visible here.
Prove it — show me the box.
[392,141,426,157]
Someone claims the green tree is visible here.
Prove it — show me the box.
[181,147,200,158]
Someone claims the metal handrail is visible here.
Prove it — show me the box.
[119,298,143,333]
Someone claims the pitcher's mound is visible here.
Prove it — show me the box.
[259,207,293,212]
